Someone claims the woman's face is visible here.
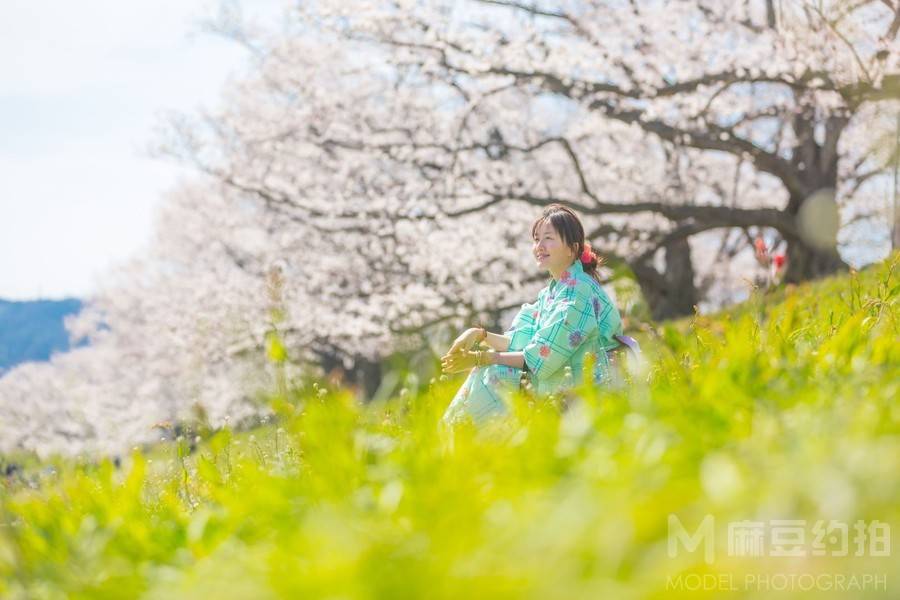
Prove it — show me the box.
[533,220,576,276]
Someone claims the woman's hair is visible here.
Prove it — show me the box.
[531,203,604,285]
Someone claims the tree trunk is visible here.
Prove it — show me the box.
[316,348,383,401]
[632,237,699,321]
[782,241,847,284]
[783,188,849,284]
[352,356,383,401]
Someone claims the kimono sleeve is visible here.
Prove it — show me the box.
[522,285,597,380]
[503,295,541,352]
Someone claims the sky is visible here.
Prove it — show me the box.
[0,0,285,301]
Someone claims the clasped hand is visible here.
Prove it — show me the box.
[440,328,483,374]
[440,348,480,374]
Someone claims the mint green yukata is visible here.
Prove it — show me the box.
[442,259,623,426]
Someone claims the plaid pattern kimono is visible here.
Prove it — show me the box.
[443,259,623,425]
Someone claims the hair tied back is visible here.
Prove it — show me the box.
[580,242,593,265]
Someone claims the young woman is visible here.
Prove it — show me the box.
[440,203,624,425]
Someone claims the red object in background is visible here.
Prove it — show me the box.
[754,236,769,265]
[773,254,786,270]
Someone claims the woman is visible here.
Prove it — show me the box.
[440,203,623,426]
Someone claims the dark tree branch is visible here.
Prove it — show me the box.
[485,190,799,238]
[586,99,808,195]
[474,0,567,20]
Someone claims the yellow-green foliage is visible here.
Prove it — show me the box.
[1,256,898,599]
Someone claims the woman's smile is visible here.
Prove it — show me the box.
[532,221,573,278]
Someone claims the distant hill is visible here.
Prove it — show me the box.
[0,298,89,375]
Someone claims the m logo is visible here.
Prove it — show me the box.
[668,514,716,563]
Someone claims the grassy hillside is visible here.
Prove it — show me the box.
[1,255,898,599]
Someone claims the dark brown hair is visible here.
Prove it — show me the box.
[531,203,603,285]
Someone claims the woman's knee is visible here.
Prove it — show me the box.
[480,365,521,390]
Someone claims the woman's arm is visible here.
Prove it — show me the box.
[481,331,512,352]
[482,350,526,369]
[446,327,508,356]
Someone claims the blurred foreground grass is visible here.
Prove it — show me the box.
[1,255,898,599]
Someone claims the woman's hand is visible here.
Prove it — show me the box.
[440,349,480,374]
[445,328,483,357]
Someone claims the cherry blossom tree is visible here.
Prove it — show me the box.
[182,0,899,318]
[2,0,897,456]
[145,0,899,396]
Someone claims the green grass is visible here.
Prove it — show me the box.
[1,255,898,599]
